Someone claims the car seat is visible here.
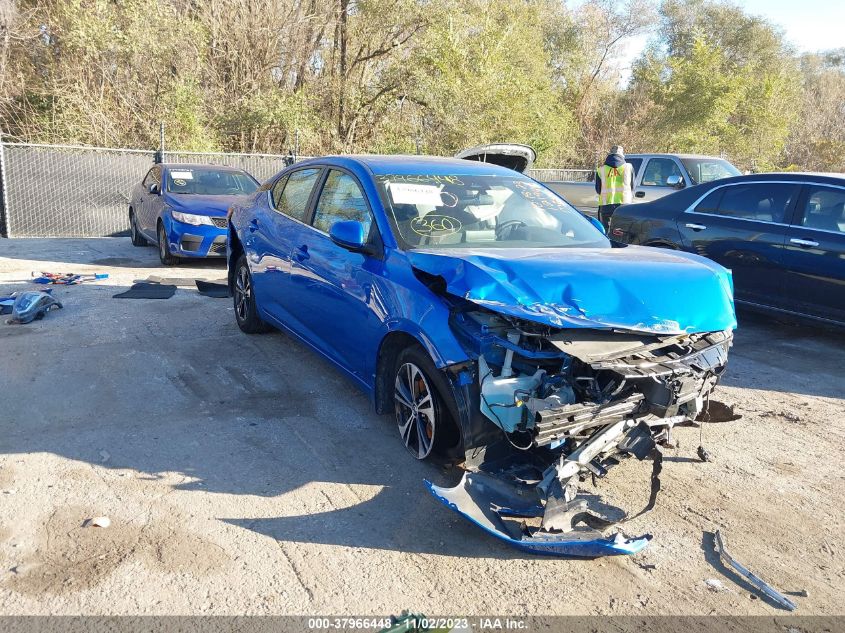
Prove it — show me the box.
[806,201,845,232]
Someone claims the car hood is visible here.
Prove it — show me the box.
[407,246,737,334]
[163,193,250,216]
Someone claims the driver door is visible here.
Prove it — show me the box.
[138,166,161,235]
[285,168,383,381]
[635,157,683,203]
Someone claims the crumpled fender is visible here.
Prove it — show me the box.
[407,247,736,335]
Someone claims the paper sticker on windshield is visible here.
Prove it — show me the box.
[170,170,194,180]
[389,183,443,207]
[410,214,462,236]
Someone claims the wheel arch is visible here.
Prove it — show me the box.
[228,226,244,293]
[642,239,680,250]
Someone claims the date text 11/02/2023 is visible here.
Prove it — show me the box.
[306,616,529,630]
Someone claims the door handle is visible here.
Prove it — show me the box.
[790,238,819,248]
[685,223,707,231]
[294,244,310,261]
[634,191,645,198]
[248,219,259,232]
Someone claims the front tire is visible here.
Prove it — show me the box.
[157,222,180,266]
[233,255,271,334]
[392,346,461,460]
[129,210,146,246]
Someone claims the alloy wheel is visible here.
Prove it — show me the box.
[234,265,250,322]
[158,226,167,259]
[394,362,436,459]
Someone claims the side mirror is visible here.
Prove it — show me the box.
[583,213,606,235]
[329,220,367,252]
[148,183,160,195]
[666,174,684,188]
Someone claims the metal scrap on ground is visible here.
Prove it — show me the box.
[713,530,798,611]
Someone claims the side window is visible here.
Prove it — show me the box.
[627,158,643,179]
[694,188,725,214]
[271,175,289,209]
[641,158,682,187]
[272,168,321,222]
[142,166,160,187]
[716,183,798,223]
[799,186,845,234]
[312,170,373,235]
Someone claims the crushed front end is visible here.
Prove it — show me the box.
[427,305,733,557]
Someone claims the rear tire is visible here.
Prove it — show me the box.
[157,222,180,266]
[129,210,146,246]
[392,345,462,460]
[233,255,271,334]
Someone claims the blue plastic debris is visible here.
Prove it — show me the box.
[425,473,651,558]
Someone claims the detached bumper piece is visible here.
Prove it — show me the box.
[425,472,651,557]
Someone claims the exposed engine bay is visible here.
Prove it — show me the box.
[426,303,733,557]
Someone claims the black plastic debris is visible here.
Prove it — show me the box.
[195,280,229,298]
[113,283,176,299]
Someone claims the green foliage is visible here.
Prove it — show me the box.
[0,0,835,171]
[409,0,577,164]
[632,0,800,169]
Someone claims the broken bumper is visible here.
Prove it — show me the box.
[425,473,651,557]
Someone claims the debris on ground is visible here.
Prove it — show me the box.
[195,280,229,298]
[713,530,797,611]
[140,275,215,286]
[6,290,63,324]
[84,516,111,528]
[698,400,742,423]
[697,445,713,462]
[0,294,15,315]
[32,272,108,285]
[112,283,176,300]
[705,578,725,592]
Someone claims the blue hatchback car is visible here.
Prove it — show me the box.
[129,163,259,265]
[227,155,737,556]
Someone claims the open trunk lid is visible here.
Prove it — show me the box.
[455,143,536,173]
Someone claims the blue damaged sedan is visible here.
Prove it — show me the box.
[227,155,737,557]
[129,163,259,265]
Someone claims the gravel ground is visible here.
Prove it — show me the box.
[0,238,843,617]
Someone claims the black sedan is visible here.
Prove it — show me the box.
[609,173,845,326]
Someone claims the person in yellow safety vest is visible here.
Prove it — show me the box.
[594,145,633,230]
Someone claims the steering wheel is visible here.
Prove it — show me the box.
[495,219,527,240]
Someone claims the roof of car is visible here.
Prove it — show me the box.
[160,163,248,173]
[626,153,728,160]
[299,154,521,176]
[709,172,845,186]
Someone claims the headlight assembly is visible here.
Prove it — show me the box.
[171,211,213,226]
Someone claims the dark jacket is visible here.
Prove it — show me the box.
[595,153,626,195]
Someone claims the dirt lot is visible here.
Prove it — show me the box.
[0,237,843,617]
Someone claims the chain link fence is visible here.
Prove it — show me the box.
[0,143,304,238]
[0,139,584,238]
[1,143,156,238]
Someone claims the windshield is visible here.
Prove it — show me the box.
[680,158,741,185]
[165,168,258,195]
[376,174,609,249]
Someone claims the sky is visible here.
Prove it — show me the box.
[615,0,844,82]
